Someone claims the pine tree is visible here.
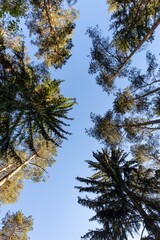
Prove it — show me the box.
[87,1,160,92]
[76,148,160,239]
[107,0,160,52]
[0,211,33,239]
[26,0,78,68]
[0,138,56,204]
[89,51,160,148]
[0,0,28,17]
[80,1,160,239]
[0,172,24,204]
[0,0,78,68]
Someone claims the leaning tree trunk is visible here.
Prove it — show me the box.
[108,163,160,239]
[0,155,35,188]
[124,186,160,239]
[110,17,160,82]
[0,163,13,174]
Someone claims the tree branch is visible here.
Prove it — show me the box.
[29,162,48,174]
[110,17,160,82]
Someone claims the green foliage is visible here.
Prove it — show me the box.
[0,33,75,161]
[76,148,160,239]
[84,1,160,240]
[131,142,160,164]
[26,0,78,68]
[0,174,24,204]
[88,111,122,145]
[89,51,160,148]
[0,0,28,17]
[108,0,160,52]
[24,139,56,182]
[88,2,160,92]
[0,211,33,239]
[0,0,78,67]
[87,27,129,92]
[0,139,56,204]
[113,88,134,114]
[0,0,77,215]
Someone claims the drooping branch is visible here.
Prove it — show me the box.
[29,162,48,174]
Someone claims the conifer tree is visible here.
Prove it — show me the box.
[0,29,75,162]
[76,148,160,239]
[0,0,78,68]
[88,1,160,91]
[0,172,24,204]
[0,211,33,239]
[26,0,78,68]
[0,139,56,204]
[107,0,160,52]
[0,0,28,17]
[81,3,160,239]
[89,51,160,149]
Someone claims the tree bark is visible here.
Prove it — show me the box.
[0,163,13,174]
[121,119,160,130]
[135,87,160,100]
[8,225,17,240]
[107,161,160,238]
[111,17,160,82]
[0,155,35,187]
[124,186,160,239]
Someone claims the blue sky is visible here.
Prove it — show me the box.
[1,0,159,239]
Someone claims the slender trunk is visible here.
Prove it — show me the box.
[135,87,160,100]
[122,118,160,128]
[8,225,17,240]
[0,163,13,174]
[133,118,160,126]
[124,186,160,238]
[111,17,160,82]
[44,0,56,31]
[0,155,35,187]
[107,164,160,238]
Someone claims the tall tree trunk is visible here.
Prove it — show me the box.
[0,155,35,188]
[0,163,13,174]
[8,225,17,240]
[109,164,160,238]
[124,186,160,239]
[111,17,160,82]
[119,118,160,129]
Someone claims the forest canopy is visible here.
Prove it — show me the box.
[77,1,160,239]
[0,0,159,239]
[0,0,77,235]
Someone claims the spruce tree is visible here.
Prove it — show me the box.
[76,148,160,239]
[0,29,75,162]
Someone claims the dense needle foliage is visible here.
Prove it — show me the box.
[77,1,160,239]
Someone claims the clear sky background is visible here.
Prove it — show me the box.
[1,0,159,239]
